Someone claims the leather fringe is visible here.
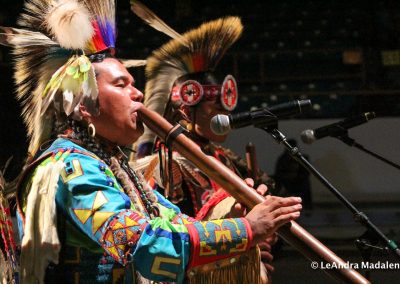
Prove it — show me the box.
[187,247,261,284]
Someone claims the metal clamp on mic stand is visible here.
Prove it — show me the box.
[257,121,400,279]
[329,127,400,171]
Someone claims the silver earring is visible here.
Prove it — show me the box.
[88,123,96,137]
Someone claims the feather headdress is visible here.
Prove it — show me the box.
[0,0,117,159]
[135,15,243,147]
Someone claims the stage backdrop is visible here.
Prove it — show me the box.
[223,118,400,203]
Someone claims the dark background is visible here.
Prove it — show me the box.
[2,0,400,179]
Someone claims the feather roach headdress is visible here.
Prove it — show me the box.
[131,2,243,149]
[0,0,117,159]
[144,16,243,113]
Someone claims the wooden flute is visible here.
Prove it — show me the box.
[138,105,370,284]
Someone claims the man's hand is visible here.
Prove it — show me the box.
[259,237,276,284]
[245,195,302,246]
[230,178,268,217]
[259,237,275,265]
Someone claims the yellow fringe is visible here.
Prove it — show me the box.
[187,247,261,284]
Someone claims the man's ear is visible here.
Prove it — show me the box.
[79,103,92,121]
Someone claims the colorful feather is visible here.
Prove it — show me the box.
[0,0,117,157]
[83,0,116,53]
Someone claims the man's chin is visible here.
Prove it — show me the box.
[131,129,144,143]
[212,134,228,143]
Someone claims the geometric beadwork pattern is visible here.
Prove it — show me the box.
[100,210,146,264]
[72,191,114,234]
[187,218,251,267]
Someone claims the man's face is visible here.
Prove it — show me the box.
[90,58,144,146]
[192,98,230,143]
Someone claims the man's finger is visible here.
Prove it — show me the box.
[274,212,301,228]
[265,234,278,245]
[263,263,275,273]
[244,178,254,188]
[261,251,274,262]
[264,196,302,212]
[256,184,268,196]
[230,203,246,218]
[258,241,272,251]
[271,204,302,218]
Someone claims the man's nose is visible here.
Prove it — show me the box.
[130,87,144,102]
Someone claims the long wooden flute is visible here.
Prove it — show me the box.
[246,142,260,183]
[138,106,370,284]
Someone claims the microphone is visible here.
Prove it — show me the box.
[301,112,376,144]
[210,100,311,135]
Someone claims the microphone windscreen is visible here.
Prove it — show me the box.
[210,114,231,135]
[300,129,316,144]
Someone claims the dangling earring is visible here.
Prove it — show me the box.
[88,123,96,137]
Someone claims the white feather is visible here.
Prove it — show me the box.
[60,71,81,95]
[46,0,93,49]
[40,66,67,116]
[80,66,99,116]
[0,27,57,47]
[62,90,74,115]
[21,161,63,283]
[121,59,147,68]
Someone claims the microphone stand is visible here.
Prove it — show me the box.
[330,131,400,279]
[332,130,400,171]
[259,122,400,273]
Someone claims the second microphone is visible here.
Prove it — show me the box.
[211,99,311,135]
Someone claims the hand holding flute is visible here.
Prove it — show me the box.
[138,105,370,284]
[245,195,302,246]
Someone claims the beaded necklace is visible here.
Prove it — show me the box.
[120,159,159,218]
[66,120,159,218]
